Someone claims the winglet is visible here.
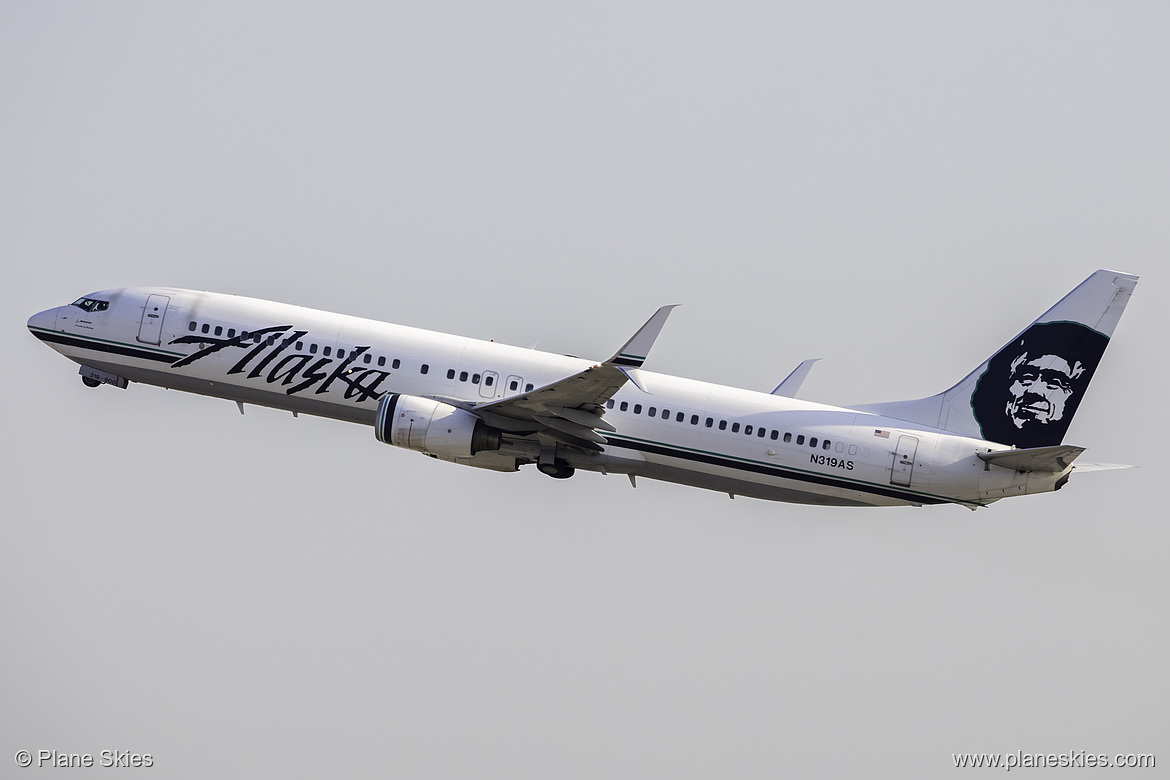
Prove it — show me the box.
[771,358,821,398]
[608,305,678,368]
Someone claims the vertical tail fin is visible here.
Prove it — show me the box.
[853,270,1139,447]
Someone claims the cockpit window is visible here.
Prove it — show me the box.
[71,297,109,313]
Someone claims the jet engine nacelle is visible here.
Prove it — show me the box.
[375,393,502,459]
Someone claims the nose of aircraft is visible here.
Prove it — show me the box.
[27,306,60,336]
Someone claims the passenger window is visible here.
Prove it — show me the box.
[809,437,818,448]
[188,321,197,332]
[421,364,429,374]
[213,326,221,336]
[796,435,805,445]
[510,380,518,391]
[267,335,277,346]
[525,383,534,392]
[784,432,791,443]
[485,376,493,387]
[378,356,385,367]
[675,412,684,422]
[471,373,480,384]
[620,401,628,411]
[309,343,318,354]
[201,323,210,334]
[323,346,332,357]
[758,427,766,438]
[690,415,699,425]
[633,404,642,414]
[744,425,753,435]
[770,430,779,440]
[823,440,831,450]
[337,349,345,359]
[296,341,303,350]
[447,369,456,379]
[732,422,740,433]
[363,353,372,364]
[606,400,615,409]
[392,359,401,369]
[648,406,657,416]
[848,444,858,456]
[718,420,727,430]
[459,371,468,382]
[705,417,713,428]
[661,409,670,419]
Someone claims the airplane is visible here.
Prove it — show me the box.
[27,269,1137,509]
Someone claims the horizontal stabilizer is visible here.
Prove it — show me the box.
[978,445,1085,473]
[1072,462,1136,473]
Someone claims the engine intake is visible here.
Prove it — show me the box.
[375,393,501,459]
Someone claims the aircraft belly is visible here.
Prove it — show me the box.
[73,357,377,425]
[600,436,922,507]
[631,460,887,506]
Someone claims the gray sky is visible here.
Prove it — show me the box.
[3,2,1167,777]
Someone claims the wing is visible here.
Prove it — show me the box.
[468,305,678,452]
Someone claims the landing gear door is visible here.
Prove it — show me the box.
[137,294,171,345]
[890,435,919,487]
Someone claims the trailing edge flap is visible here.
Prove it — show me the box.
[771,358,821,398]
[467,305,679,447]
[977,445,1085,473]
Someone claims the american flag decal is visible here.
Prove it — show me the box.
[874,429,890,438]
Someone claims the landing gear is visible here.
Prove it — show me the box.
[77,366,128,389]
[538,460,576,479]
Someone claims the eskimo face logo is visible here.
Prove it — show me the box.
[971,321,1108,448]
[1004,352,1082,429]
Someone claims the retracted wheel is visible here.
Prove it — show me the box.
[82,376,102,388]
[537,460,575,479]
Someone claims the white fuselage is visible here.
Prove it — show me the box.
[29,287,1055,509]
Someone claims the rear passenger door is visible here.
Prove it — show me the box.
[890,435,919,486]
